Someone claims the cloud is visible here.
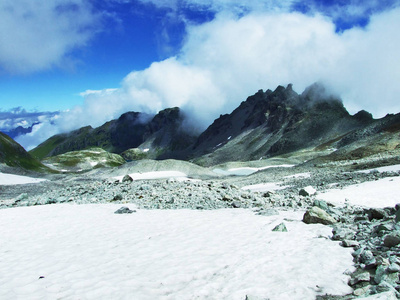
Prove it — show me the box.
[12,4,400,150]
[0,0,102,74]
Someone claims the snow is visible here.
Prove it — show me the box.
[0,172,47,185]
[0,205,354,300]
[242,182,287,192]
[356,164,400,174]
[143,148,150,152]
[213,164,294,176]
[89,161,98,167]
[114,171,189,182]
[318,177,400,208]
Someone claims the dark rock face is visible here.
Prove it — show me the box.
[30,108,198,160]
[190,83,379,165]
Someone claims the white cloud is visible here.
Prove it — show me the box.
[15,5,400,150]
[0,0,101,74]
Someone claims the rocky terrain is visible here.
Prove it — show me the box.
[1,83,400,299]
[2,147,400,298]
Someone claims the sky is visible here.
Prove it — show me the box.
[1,0,400,150]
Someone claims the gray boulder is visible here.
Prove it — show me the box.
[114,206,136,214]
[383,232,400,247]
[303,206,337,225]
[272,223,288,232]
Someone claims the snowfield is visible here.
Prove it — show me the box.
[0,205,354,300]
[0,171,47,185]
[317,176,400,208]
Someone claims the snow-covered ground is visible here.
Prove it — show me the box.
[318,177,400,208]
[0,205,354,300]
[213,164,294,176]
[0,172,47,185]
[242,182,288,192]
[356,164,400,174]
[114,171,189,182]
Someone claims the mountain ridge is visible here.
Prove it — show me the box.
[4,82,399,170]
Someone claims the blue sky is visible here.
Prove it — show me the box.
[1,0,400,149]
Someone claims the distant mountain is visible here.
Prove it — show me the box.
[189,83,398,166]
[0,131,49,172]
[30,107,198,160]
[29,83,400,167]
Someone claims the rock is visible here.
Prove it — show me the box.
[313,199,329,211]
[113,194,123,201]
[349,271,371,286]
[303,207,337,225]
[353,285,372,297]
[332,227,355,241]
[356,290,397,299]
[256,209,279,216]
[122,175,133,183]
[272,223,288,232]
[114,207,135,214]
[383,232,400,247]
[374,265,399,286]
[341,240,360,248]
[359,250,376,267]
[368,208,388,221]
[231,200,242,208]
[299,186,316,196]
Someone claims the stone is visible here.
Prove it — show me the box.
[313,199,329,211]
[356,290,397,299]
[113,194,123,201]
[231,201,242,208]
[359,250,376,267]
[114,206,135,214]
[299,186,316,196]
[353,285,372,297]
[384,232,400,247]
[349,271,371,286]
[368,208,388,221]
[122,175,133,183]
[332,227,355,241]
[303,206,337,225]
[272,223,288,232]
[256,209,279,216]
[341,240,360,248]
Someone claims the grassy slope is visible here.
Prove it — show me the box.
[0,132,51,172]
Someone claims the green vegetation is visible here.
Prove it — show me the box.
[0,132,51,172]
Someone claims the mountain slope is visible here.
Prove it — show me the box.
[190,84,377,165]
[30,108,198,160]
[0,132,49,172]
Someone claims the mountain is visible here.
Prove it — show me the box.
[190,83,398,166]
[29,83,400,167]
[0,131,49,172]
[30,107,198,160]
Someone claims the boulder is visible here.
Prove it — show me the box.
[122,175,133,183]
[272,223,288,232]
[114,207,136,214]
[383,232,400,247]
[303,206,337,225]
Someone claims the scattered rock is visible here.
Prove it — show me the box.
[272,222,288,232]
[303,206,337,225]
[122,175,133,183]
[383,232,400,247]
[114,206,136,214]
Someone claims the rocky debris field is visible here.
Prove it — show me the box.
[1,155,400,299]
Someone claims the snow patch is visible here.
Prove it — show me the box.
[242,182,288,192]
[356,164,400,174]
[114,171,188,182]
[0,172,47,185]
[142,148,150,153]
[318,177,400,208]
[0,205,354,300]
[213,165,294,176]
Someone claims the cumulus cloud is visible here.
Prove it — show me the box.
[14,3,400,150]
[0,0,102,74]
